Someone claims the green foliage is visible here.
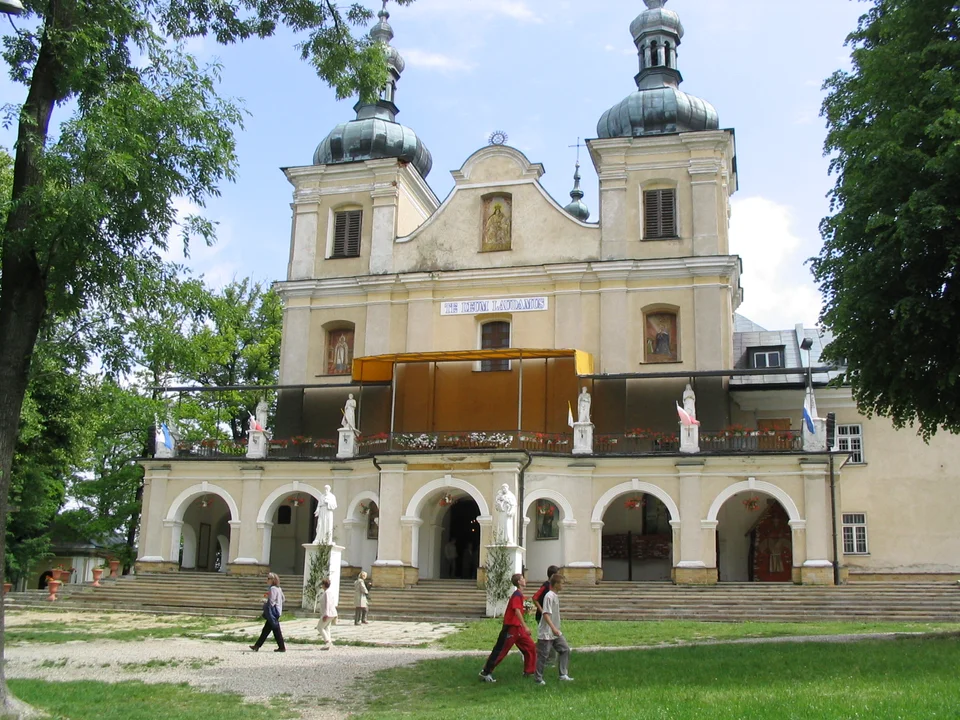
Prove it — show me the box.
[303,543,332,610]
[359,636,960,718]
[813,0,960,438]
[483,535,512,616]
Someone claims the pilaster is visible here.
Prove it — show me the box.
[375,461,406,566]
[800,460,834,584]
[138,466,169,562]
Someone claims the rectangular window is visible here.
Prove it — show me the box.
[750,347,784,369]
[644,189,677,239]
[332,209,362,258]
[836,423,864,463]
[480,321,510,372]
[842,513,868,554]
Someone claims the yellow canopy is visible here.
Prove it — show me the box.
[351,348,594,382]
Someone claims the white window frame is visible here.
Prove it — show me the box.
[841,513,869,554]
[836,423,864,463]
[751,348,783,369]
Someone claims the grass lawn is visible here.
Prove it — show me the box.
[437,617,960,650]
[8,680,296,720]
[358,635,960,719]
[5,616,227,644]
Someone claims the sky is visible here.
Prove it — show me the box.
[0,0,868,332]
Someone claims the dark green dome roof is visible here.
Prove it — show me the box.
[597,86,718,138]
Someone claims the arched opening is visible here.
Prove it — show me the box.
[181,495,231,572]
[650,40,660,66]
[439,498,481,579]
[717,492,793,582]
[524,499,563,582]
[601,492,672,581]
[267,493,316,575]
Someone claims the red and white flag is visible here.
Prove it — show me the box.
[676,403,700,427]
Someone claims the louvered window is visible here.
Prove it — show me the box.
[644,189,677,239]
[332,210,362,258]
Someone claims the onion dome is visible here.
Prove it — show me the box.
[313,1,432,178]
[563,162,590,221]
[597,0,718,138]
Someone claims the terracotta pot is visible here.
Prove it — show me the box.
[2,583,11,595]
[91,568,104,587]
[108,560,120,578]
[46,579,61,601]
[59,569,72,583]
[50,568,62,582]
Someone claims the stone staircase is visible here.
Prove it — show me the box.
[7,574,959,624]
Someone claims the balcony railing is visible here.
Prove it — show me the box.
[165,428,801,459]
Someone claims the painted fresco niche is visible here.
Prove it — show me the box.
[481,193,512,252]
[326,324,355,375]
[643,308,679,363]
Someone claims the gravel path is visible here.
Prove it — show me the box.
[7,637,451,720]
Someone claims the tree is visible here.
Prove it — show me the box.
[812,0,960,439]
[0,0,413,712]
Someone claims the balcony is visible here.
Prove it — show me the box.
[163,428,801,460]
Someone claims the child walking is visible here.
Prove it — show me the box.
[534,573,573,685]
[479,573,537,682]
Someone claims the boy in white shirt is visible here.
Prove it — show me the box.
[534,573,573,685]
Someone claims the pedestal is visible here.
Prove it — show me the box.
[302,543,344,610]
[337,427,357,459]
[572,422,594,455]
[802,418,827,451]
[155,443,176,459]
[484,544,525,617]
[247,430,268,459]
[679,424,700,454]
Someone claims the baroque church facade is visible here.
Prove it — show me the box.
[137,0,960,593]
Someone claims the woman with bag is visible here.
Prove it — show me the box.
[353,571,370,625]
[250,572,286,652]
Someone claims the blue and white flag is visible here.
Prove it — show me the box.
[160,422,174,450]
[802,406,815,434]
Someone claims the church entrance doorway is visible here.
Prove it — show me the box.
[440,498,481,580]
[179,496,231,572]
[600,492,672,581]
[266,493,316,576]
[717,492,793,582]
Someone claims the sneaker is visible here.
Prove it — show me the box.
[479,672,496,683]
[559,675,574,682]
[535,679,546,686]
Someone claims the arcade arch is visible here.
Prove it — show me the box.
[164,484,239,569]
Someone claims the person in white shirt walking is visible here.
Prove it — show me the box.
[316,578,338,650]
[534,573,573,685]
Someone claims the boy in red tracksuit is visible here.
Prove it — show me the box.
[479,573,537,682]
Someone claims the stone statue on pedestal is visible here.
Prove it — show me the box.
[577,387,591,424]
[494,483,517,545]
[573,387,595,455]
[246,400,272,460]
[341,394,357,432]
[679,383,700,454]
[314,485,338,545]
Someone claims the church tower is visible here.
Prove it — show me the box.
[589,0,739,371]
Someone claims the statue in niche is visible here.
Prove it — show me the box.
[481,195,512,252]
[577,387,592,424]
[494,483,518,545]
[314,485,338,545]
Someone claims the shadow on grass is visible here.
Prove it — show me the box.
[358,636,960,719]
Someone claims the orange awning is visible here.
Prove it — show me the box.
[351,348,594,382]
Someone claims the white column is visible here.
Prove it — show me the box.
[802,462,832,567]
[234,468,263,565]
[375,462,406,566]
[677,462,706,569]
[163,520,183,564]
[257,521,274,566]
[138,468,169,562]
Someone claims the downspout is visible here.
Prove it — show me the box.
[829,452,840,585]
[517,450,532,569]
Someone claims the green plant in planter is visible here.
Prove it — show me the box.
[484,532,513,618]
[303,543,332,611]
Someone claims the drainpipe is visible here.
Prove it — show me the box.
[517,450,532,569]
[829,452,840,585]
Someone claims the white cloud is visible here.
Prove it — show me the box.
[402,48,476,72]
[729,196,822,331]
[408,0,542,23]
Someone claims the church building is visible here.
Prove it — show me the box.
[136,0,960,593]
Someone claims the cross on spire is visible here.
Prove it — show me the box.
[568,137,584,163]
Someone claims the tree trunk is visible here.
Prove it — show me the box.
[0,1,71,712]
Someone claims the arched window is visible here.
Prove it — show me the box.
[480,320,510,372]
[276,505,292,525]
[663,42,671,68]
[650,40,660,67]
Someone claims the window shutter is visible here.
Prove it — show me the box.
[644,189,676,239]
[332,210,362,258]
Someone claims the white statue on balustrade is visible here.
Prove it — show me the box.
[246,397,272,459]
[337,394,359,459]
[679,383,700,454]
[577,387,591,424]
[341,394,357,432]
[494,483,518,545]
[313,485,338,545]
[573,387,594,455]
